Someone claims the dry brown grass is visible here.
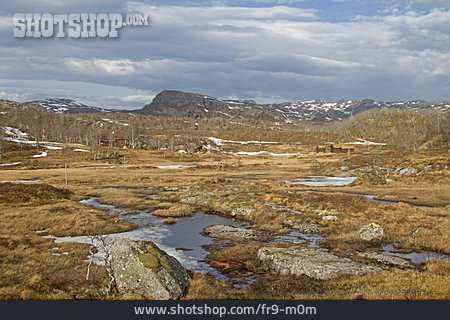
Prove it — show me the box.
[153,204,197,218]
[0,142,448,300]
[327,264,450,300]
[207,244,262,275]
[0,183,136,299]
[278,190,450,254]
[0,183,70,205]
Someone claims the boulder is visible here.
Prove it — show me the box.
[258,247,382,280]
[111,238,189,300]
[230,206,255,217]
[203,225,259,241]
[358,223,384,241]
[396,167,417,176]
[322,215,338,221]
[290,223,320,234]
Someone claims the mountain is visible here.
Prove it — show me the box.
[272,99,450,122]
[28,98,112,114]
[138,90,281,120]
[137,90,450,122]
[5,92,447,122]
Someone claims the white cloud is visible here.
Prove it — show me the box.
[382,0,450,8]
[0,2,449,106]
[120,94,156,102]
[65,58,139,76]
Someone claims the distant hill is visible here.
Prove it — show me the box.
[137,90,450,122]
[1,92,446,122]
[137,90,280,120]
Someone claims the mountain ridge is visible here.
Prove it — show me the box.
[12,91,450,122]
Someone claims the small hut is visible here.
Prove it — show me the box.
[330,144,355,154]
[316,145,327,153]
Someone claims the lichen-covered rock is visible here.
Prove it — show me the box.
[111,238,189,300]
[258,247,382,280]
[203,225,259,241]
[358,223,384,241]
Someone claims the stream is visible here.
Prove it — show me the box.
[43,198,277,286]
[382,244,449,265]
[45,198,236,282]
[42,196,448,288]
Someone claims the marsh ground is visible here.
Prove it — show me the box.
[0,143,449,299]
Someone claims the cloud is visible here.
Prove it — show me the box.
[380,0,450,8]
[0,1,449,108]
[65,58,139,76]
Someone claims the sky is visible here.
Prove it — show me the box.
[0,0,449,109]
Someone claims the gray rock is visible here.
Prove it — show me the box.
[358,223,384,241]
[322,215,338,221]
[258,247,382,280]
[396,167,417,176]
[422,165,447,172]
[180,192,212,206]
[291,223,320,234]
[336,170,358,177]
[203,225,259,241]
[230,207,255,217]
[340,166,350,172]
[111,238,189,300]
[357,252,412,269]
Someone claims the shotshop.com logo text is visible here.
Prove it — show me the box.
[13,13,149,38]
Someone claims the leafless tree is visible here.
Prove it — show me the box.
[86,234,116,296]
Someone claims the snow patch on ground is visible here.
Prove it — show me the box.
[154,165,197,170]
[285,176,357,187]
[207,137,279,145]
[32,151,48,158]
[0,179,42,183]
[225,151,300,157]
[0,162,22,167]
[1,126,30,141]
[101,118,129,127]
[346,139,386,146]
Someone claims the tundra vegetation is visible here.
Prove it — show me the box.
[0,99,449,299]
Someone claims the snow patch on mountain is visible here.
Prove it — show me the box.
[30,98,110,114]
